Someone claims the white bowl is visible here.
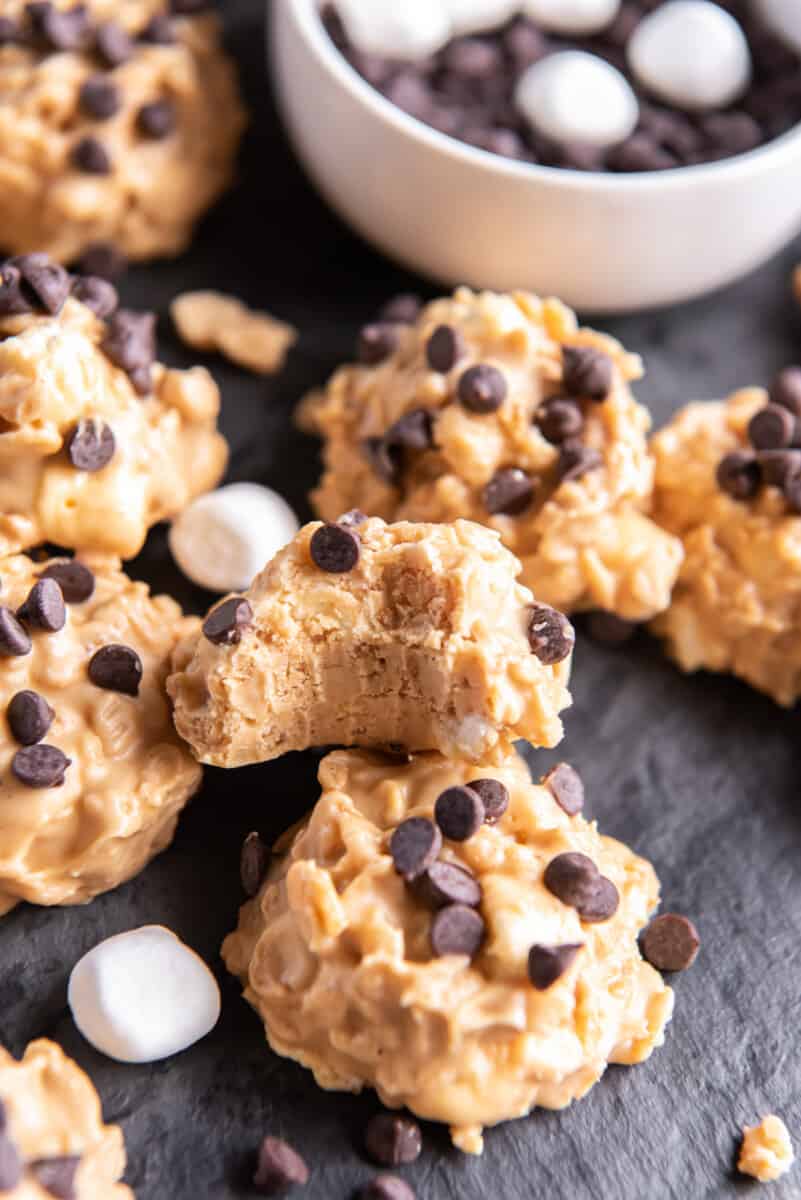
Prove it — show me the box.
[271,0,801,313]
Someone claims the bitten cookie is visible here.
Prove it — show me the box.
[0,1039,132,1198]
[0,0,246,264]
[168,516,574,767]
[651,380,801,705]
[0,551,202,916]
[0,252,227,559]
[223,747,673,1156]
[301,288,683,622]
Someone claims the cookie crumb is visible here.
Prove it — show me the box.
[738,1115,794,1182]
[171,290,297,375]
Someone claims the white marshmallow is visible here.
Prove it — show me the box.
[68,926,221,1065]
[753,0,801,55]
[521,0,621,35]
[440,0,519,38]
[515,51,639,148]
[627,1,752,112]
[334,0,452,61]
[169,483,300,594]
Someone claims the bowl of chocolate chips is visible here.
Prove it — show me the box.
[271,0,801,312]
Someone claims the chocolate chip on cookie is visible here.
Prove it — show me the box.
[527,943,583,990]
[310,522,361,573]
[380,293,422,325]
[435,785,485,842]
[74,242,127,281]
[253,1136,309,1195]
[39,560,95,604]
[757,449,801,491]
[14,253,71,315]
[0,1126,21,1191]
[430,903,485,959]
[71,135,112,175]
[363,436,402,485]
[641,913,700,972]
[79,76,121,121]
[358,322,399,366]
[94,20,134,67]
[101,309,156,379]
[337,508,368,527]
[71,275,119,319]
[66,419,116,472]
[543,852,600,910]
[0,264,32,316]
[88,644,143,697]
[468,777,509,825]
[412,861,482,910]
[360,1177,415,1200]
[140,14,175,45]
[365,1113,422,1167]
[458,364,507,413]
[17,578,66,632]
[0,18,19,47]
[202,597,253,646]
[542,762,584,816]
[384,409,433,451]
[7,690,55,746]
[137,99,177,140]
[390,818,442,882]
[535,397,584,444]
[528,604,574,665]
[483,467,536,516]
[29,2,90,52]
[748,404,795,451]
[769,367,801,418]
[716,451,762,500]
[241,831,271,897]
[578,875,619,923]
[12,744,71,788]
[29,1156,81,1200]
[0,608,32,657]
[556,442,603,483]
[562,346,613,401]
[426,324,465,373]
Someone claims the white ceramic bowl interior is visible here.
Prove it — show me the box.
[271,0,801,314]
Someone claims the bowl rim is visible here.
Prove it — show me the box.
[279,0,801,191]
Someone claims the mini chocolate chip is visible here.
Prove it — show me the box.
[202,597,253,646]
[137,98,177,139]
[337,508,368,527]
[769,367,801,418]
[39,560,95,603]
[785,475,801,514]
[430,903,485,959]
[140,14,175,44]
[562,346,613,400]
[71,275,118,318]
[79,76,121,121]
[586,611,637,645]
[426,324,465,373]
[468,777,508,825]
[483,467,536,516]
[748,403,795,451]
[0,608,32,657]
[543,852,600,910]
[365,1113,422,1166]
[606,133,677,172]
[253,1136,309,1195]
[527,943,583,990]
[536,397,584,444]
[358,322,399,366]
[7,690,54,745]
[12,744,71,788]
[363,436,401,485]
[74,242,127,281]
[360,1177,415,1200]
[12,253,71,315]
[384,409,433,451]
[71,135,112,175]
[0,1131,22,1191]
[577,875,619,923]
[700,112,761,156]
[30,3,90,51]
[241,831,271,897]
[641,913,700,972]
[412,860,482,910]
[458,364,507,413]
[309,522,361,573]
[542,762,584,816]
[17,578,66,632]
[379,293,422,324]
[556,443,603,483]
[94,20,134,66]
[716,451,762,500]
[102,308,156,375]
[528,604,574,665]
[389,817,442,882]
[0,265,32,317]
[434,785,485,842]
[758,449,801,491]
[88,644,142,696]
[66,419,115,472]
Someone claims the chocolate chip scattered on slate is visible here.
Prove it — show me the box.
[556,442,603,483]
[483,467,536,516]
[136,98,177,139]
[434,785,485,842]
[88,644,143,696]
[641,913,700,972]
[17,578,66,632]
[769,367,801,417]
[430,903,485,959]
[379,293,422,324]
[365,1113,422,1166]
[748,404,795,451]
[140,14,175,44]
[716,451,762,500]
[527,943,583,990]
[39,560,95,604]
[425,324,465,373]
[758,449,801,491]
[577,875,619,923]
[241,831,271,897]
[71,135,112,175]
[12,744,71,788]
[585,611,638,645]
[562,346,613,401]
[337,508,368,527]
[79,75,121,121]
[253,1136,309,1196]
[7,690,55,745]
[389,817,442,882]
[30,2,90,51]
[0,1131,22,1191]
[358,322,399,366]
[94,20,134,66]
[542,762,584,816]
[66,419,115,471]
[384,409,433,451]
[74,242,127,281]
[536,397,584,444]
[0,607,32,657]
[71,274,118,318]
[202,597,253,646]
[468,777,509,825]
[360,1177,416,1200]
[101,309,156,375]
[528,604,574,665]
[13,253,71,315]
[543,852,600,910]
[458,364,507,413]
[309,522,361,573]
[412,860,482,910]
[0,264,32,316]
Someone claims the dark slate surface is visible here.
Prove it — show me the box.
[2,4,801,1198]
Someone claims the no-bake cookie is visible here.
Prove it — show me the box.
[0,1038,132,1198]
[168,516,574,767]
[222,746,673,1155]
[0,551,202,916]
[0,253,227,559]
[0,0,246,264]
[302,288,683,622]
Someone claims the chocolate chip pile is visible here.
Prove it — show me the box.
[0,1098,81,1198]
[716,367,801,508]
[323,2,801,172]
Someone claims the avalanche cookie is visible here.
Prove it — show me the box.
[651,381,801,704]
[0,1038,132,1198]
[302,288,683,622]
[0,0,246,264]
[0,551,202,916]
[0,253,227,558]
[222,747,673,1155]
[168,516,574,766]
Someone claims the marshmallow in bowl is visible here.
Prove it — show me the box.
[628,1,752,112]
[754,0,801,54]
[521,0,621,36]
[68,926,221,1064]
[515,52,639,148]
[334,0,452,60]
[169,483,301,594]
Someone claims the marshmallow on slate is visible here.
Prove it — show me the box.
[754,0,801,55]
[440,0,519,38]
[521,0,621,36]
[627,1,752,112]
[334,0,452,60]
[68,926,221,1064]
[515,51,639,148]
[169,482,300,594]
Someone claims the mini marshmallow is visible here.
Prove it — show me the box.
[441,0,519,37]
[68,926,221,1064]
[754,0,801,55]
[515,51,639,148]
[169,483,300,594]
[627,1,752,112]
[521,0,621,35]
[334,0,452,60]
